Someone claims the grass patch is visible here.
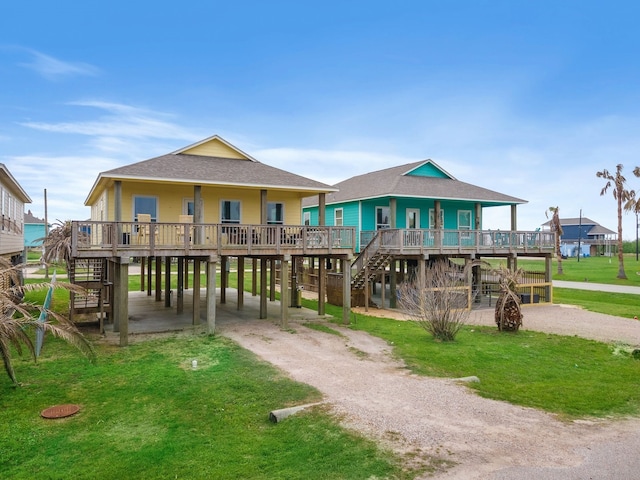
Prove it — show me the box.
[0,334,414,479]
[347,315,640,419]
[306,301,640,420]
[553,288,640,319]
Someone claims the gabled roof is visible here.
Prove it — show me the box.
[24,209,44,223]
[0,164,31,204]
[541,217,599,227]
[540,217,616,237]
[302,160,526,207]
[85,136,337,205]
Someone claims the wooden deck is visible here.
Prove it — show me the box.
[71,221,356,259]
[359,228,556,256]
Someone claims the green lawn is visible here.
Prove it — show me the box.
[308,301,640,420]
[1,334,418,480]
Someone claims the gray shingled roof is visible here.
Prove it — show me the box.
[100,153,336,192]
[302,160,526,207]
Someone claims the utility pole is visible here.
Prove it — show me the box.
[44,188,49,280]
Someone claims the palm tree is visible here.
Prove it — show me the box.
[546,206,564,275]
[493,265,524,332]
[39,219,74,272]
[0,257,95,384]
[597,165,632,279]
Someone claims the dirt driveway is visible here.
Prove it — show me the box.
[218,305,640,479]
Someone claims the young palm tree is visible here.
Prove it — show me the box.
[546,206,564,275]
[493,266,524,332]
[39,219,74,272]
[597,165,632,280]
[0,257,95,385]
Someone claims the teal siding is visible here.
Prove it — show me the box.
[302,206,319,225]
[405,162,450,178]
[25,224,46,247]
[306,196,480,252]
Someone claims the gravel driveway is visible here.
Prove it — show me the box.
[218,304,640,479]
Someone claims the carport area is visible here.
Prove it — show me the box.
[100,287,331,338]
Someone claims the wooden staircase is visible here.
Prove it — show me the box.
[68,258,111,322]
[351,231,393,289]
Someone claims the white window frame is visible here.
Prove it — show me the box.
[376,206,390,229]
[458,210,472,230]
[221,200,241,224]
[303,211,311,226]
[334,208,343,227]
[133,195,158,222]
[267,202,284,225]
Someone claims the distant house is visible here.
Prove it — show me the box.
[24,209,47,249]
[0,164,31,264]
[541,217,616,257]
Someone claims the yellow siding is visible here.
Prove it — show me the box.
[97,181,304,225]
[182,138,249,159]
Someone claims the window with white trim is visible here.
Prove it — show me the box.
[134,196,158,222]
[458,210,472,230]
[334,208,343,226]
[267,202,284,224]
[221,200,241,223]
[376,206,390,229]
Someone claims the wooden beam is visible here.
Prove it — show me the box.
[193,258,201,325]
[280,256,290,328]
[341,258,351,325]
[177,257,184,314]
[318,257,326,315]
[155,256,162,302]
[206,258,217,334]
[165,256,171,307]
[113,258,129,346]
[237,256,244,310]
[147,256,153,296]
[260,258,268,319]
[269,258,276,301]
[220,256,227,304]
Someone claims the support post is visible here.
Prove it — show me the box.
[165,256,171,307]
[177,257,184,314]
[269,259,276,301]
[252,258,257,296]
[155,256,162,301]
[113,258,129,347]
[193,258,201,325]
[237,256,245,310]
[220,256,227,304]
[260,258,268,319]
[318,257,326,315]
[280,256,290,328]
[389,259,397,308]
[147,256,153,296]
[206,258,217,334]
[341,258,351,325]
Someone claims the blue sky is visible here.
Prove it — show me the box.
[3,1,640,239]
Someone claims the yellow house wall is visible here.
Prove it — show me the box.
[183,141,249,159]
[94,181,304,224]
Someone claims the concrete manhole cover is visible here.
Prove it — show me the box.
[40,404,80,419]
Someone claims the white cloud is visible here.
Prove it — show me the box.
[19,49,99,80]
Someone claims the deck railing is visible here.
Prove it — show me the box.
[359,228,556,254]
[71,221,356,257]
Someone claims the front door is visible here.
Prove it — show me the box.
[407,209,420,229]
[406,209,420,245]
